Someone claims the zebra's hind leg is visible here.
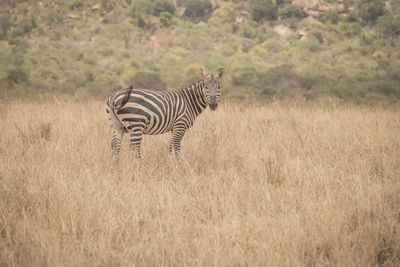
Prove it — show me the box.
[110,125,124,163]
[129,128,144,160]
[106,107,125,162]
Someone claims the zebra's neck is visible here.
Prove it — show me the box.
[180,81,208,117]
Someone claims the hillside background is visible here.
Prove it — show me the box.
[1,0,400,103]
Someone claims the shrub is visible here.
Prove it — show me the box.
[130,71,166,90]
[260,87,276,97]
[376,14,400,37]
[180,0,212,20]
[321,10,339,24]
[12,17,36,37]
[153,0,175,16]
[159,11,173,26]
[250,0,278,22]
[0,15,11,38]
[279,4,304,19]
[340,22,362,37]
[276,0,292,6]
[367,80,400,98]
[69,0,83,10]
[131,0,154,14]
[298,76,326,91]
[232,66,257,86]
[131,0,175,17]
[6,68,29,85]
[358,0,385,24]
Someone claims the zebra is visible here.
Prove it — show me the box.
[106,67,224,160]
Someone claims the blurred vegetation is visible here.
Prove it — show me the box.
[0,0,399,104]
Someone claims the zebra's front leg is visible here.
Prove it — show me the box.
[129,130,144,160]
[170,127,186,156]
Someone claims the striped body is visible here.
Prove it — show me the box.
[106,67,223,160]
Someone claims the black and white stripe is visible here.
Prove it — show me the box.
[106,67,224,160]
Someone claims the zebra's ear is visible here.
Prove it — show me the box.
[216,68,224,79]
[199,67,208,80]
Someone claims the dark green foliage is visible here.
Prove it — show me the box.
[358,0,385,24]
[69,0,83,11]
[279,4,304,19]
[159,11,173,27]
[180,0,212,19]
[346,11,359,23]
[131,0,175,16]
[12,17,36,37]
[276,0,292,6]
[153,0,175,16]
[376,14,400,37]
[367,80,400,98]
[321,11,339,24]
[260,87,276,97]
[131,0,153,14]
[298,76,326,91]
[0,15,11,38]
[259,64,297,85]
[250,0,278,22]
[6,68,29,85]
[233,64,298,93]
[340,22,362,37]
[131,71,166,91]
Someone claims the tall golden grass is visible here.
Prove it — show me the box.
[1,100,399,266]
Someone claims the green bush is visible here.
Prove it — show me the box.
[159,11,173,26]
[298,76,326,91]
[131,0,154,14]
[279,4,304,19]
[12,17,36,37]
[0,15,11,38]
[69,0,83,10]
[153,0,175,16]
[180,0,212,20]
[340,22,362,37]
[321,10,339,24]
[376,14,400,37]
[367,80,400,98]
[276,0,293,6]
[250,0,278,22]
[6,68,29,85]
[358,0,385,24]
[260,87,276,97]
[130,71,166,90]
[259,64,296,85]
[232,66,257,86]
[131,0,175,18]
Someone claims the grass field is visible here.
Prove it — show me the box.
[1,100,400,266]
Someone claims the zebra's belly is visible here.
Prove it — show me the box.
[142,115,174,135]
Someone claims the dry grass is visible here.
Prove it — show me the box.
[1,100,400,266]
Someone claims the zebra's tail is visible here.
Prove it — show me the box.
[107,85,134,110]
[106,85,133,133]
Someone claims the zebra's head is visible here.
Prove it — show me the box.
[200,67,224,110]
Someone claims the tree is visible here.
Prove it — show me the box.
[358,0,385,24]
[376,14,400,38]
[250,0,278,22]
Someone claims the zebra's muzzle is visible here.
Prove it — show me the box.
[209,103,218,110]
